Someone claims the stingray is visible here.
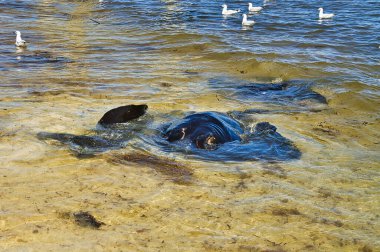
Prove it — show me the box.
[209,77,327,112]
[37,104,301,161]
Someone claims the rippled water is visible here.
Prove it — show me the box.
[0,0,379,251]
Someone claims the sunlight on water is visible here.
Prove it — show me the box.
[0,0,379,251]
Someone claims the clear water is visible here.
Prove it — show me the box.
[0,0,379,251]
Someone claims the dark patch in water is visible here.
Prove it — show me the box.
[271,208,301,216]
[237,82,326,104]
[183,70,199,76]
[0,50,72,70]
[37,132,121,157]
[313,217,344,228]
[15,51,72,65]
[262,163,287,179]
[313,121,340,136]
[209,77,327,110]
[160,82,172,87]
[359,245,373,252]
[29,90,66,96]
[109,152,193,185]
[73,211,104,229]
[57,211,104,229]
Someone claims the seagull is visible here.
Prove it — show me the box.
[222,4,241,15]
[318,8,334,19]
[15,31,26,47]
[242,14,255,26]
[248,3,262,12]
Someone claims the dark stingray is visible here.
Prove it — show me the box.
[155,119,301,161]
[36,132,122,158]
[38,104,301,161]
[209,77,327,110]
[235,82,327,103]
[0,50,72,71]
[16,51,71,64]
[37,105,148,157]
[163,112,243,150]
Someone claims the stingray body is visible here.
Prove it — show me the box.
[237,83,327,104]
[208,78,327,111]
[164,112,243,150]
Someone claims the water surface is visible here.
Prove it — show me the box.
[0,0,379,251]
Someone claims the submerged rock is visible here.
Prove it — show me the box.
[57,211,104,229]
[73,211,104,229]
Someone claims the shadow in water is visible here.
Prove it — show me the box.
[108,152,194,185]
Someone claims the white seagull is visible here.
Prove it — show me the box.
[15,31,27,47]
[222,4,241,15]
[248,3,262,12]
[242,14,255,26]
[318,8,334,19]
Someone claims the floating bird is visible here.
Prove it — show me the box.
[242,14,255,26]
[318,8,334,19]
[222,4,241,15]
[248,2,263,12]
[15,31,26,47]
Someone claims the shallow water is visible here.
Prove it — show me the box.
[0,0,379,251]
